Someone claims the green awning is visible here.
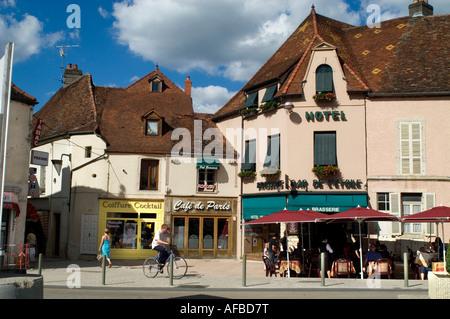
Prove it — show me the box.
[243,195,286,220]
[243,92,258,108]
[287,193,367,213]
[196,158,220,170]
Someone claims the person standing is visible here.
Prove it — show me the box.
[98,228,112,268]
[152,224,171,270]
[319,237,334,278]
[268,233,279,264]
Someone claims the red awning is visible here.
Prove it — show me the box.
[3,202,20,217]
[245,208,328,225]
[400,205,450,223]
[27,202,39,221]
[315,206,399,223]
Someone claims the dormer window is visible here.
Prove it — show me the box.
[149,77,163,92]
[142,110,163,136]
[316,64,334,93]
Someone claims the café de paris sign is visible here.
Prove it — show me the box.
[173,199,232,213]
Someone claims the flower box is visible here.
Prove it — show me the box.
[238,170,257,178]
[241,107,258,117]
[312,165,340,179]
[260,167,281,177]
[259,101,278,112]
[313,92,336,102]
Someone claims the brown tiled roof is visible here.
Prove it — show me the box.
[11,83,38,106]
[33,68,236,157]
[213,7,450,121]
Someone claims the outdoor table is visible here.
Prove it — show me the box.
[279,260,301,277]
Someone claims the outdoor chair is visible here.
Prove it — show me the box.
[332,258,352,278]
[307,254,320,278]
[375,258,392,279]
[263,256,278,277]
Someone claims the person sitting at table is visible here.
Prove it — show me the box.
[363,244,382,275]
[268,233,280,264]
[415,247,432,280]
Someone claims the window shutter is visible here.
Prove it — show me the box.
[261,85,277,103]
[399,122,423,175]
[390,193,401,235]
[424,193,436,236]
[314,132,337,166]
[263,135,280,168]
[241,140,256,171]
[244,92,258,109]
[316,65,333,93]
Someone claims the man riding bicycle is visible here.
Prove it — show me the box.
[152,224,171,271]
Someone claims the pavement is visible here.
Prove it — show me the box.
[25,257,430,296]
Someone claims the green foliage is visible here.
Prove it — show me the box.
[238,170,257,178]
[312,165,340,179]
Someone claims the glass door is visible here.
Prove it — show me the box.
[188,218,200,258]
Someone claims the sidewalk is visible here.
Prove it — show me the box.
[27,257,429,292]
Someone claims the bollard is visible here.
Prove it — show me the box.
[320,252,326,287]
[38,253,43,276]
[102,255,106,285]
[403,252,409,288]
[169,254,174,286]
[242,254,247,287]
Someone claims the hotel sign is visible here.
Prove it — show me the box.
[257,177,363,191]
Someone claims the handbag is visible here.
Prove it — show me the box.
[97,254,103,261]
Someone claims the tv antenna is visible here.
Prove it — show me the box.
[55,44,79,84]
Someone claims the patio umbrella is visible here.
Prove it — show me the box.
[315,206,399,279]
[246,208,328,277]
[400,205,450,270]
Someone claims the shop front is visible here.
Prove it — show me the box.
[165,196,237,259]
[98,198,164,259]
[242,192,368,255]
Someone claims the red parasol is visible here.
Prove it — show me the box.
[245,208,328,225]
[315,206,399,279]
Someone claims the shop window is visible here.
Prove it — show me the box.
[107,220,138,249]
[197,169,217,192]
[140,159,159,190]
[140,222,155,249]
[217,218,229,250]
[203,218,214,249]
[314,132,337,166]
[173,218,185,249]
[241,139,256,171]
[399,122,423,175]
[188,218,200,249]
[263,134,280,169]
[315,64,334,93]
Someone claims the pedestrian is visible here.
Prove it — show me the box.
[268,233,279,264]
[98,228,112,268]
[152,224,171,271]
[319,237,334,278]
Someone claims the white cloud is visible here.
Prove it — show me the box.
[0,0,15,8]
[0,14,64,62]
[98,7,110,19]
[191,85,236,114]
[111,0,361,83]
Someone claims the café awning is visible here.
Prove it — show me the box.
[196,158,220,170]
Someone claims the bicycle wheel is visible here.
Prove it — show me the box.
[167,256,188,279]
[143,256,160,278]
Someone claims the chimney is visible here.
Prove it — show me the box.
[409,0,433,17]
[63,63,83,87]
[184,76,192,97]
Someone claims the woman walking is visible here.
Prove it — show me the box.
[99,228,112,268]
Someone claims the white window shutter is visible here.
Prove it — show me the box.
[424,193,436,236]
[390,193,401,236]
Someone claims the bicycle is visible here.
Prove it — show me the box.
[143,247,188,279]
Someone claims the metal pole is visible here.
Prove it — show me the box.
[102,255,106,285]
[320,252,325,286]
[242,254,247,287]
[403,252,409,287]
[169,254,174,286]
[38,253,43,276]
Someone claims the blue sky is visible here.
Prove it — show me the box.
[1,0,449,114]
